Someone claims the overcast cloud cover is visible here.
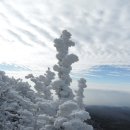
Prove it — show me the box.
[0,0,130,106]
[0,0,130,70]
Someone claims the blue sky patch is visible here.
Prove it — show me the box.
[86,65,130,84]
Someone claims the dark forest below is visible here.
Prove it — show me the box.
[86,106,130,130]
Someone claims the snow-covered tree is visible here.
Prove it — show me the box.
[26,68,55,100]
[52,30,93,130]
[75,78,87,109]
[52,30,78,100]
[25,68,57,130]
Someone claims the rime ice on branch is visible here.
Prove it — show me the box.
[53,30,78,99]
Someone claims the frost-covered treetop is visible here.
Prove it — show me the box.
[78,78,87,89]
[54,30,75,61]
[61,30,71,40]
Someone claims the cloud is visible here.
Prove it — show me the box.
[71,65,130,80]
[84,89,130,107]
[7,29,32,46]
[0,0,130,73]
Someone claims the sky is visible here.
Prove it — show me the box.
[0,0,130,106]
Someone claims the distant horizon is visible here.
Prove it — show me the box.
[1,68,130,107]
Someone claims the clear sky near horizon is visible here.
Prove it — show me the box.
[0,0,130,106]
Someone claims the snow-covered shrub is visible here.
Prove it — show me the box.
[0,71,35,130]
[54,100,92,130]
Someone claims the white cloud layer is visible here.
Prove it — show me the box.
[0,0,130,72]
[85,89,130,106]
